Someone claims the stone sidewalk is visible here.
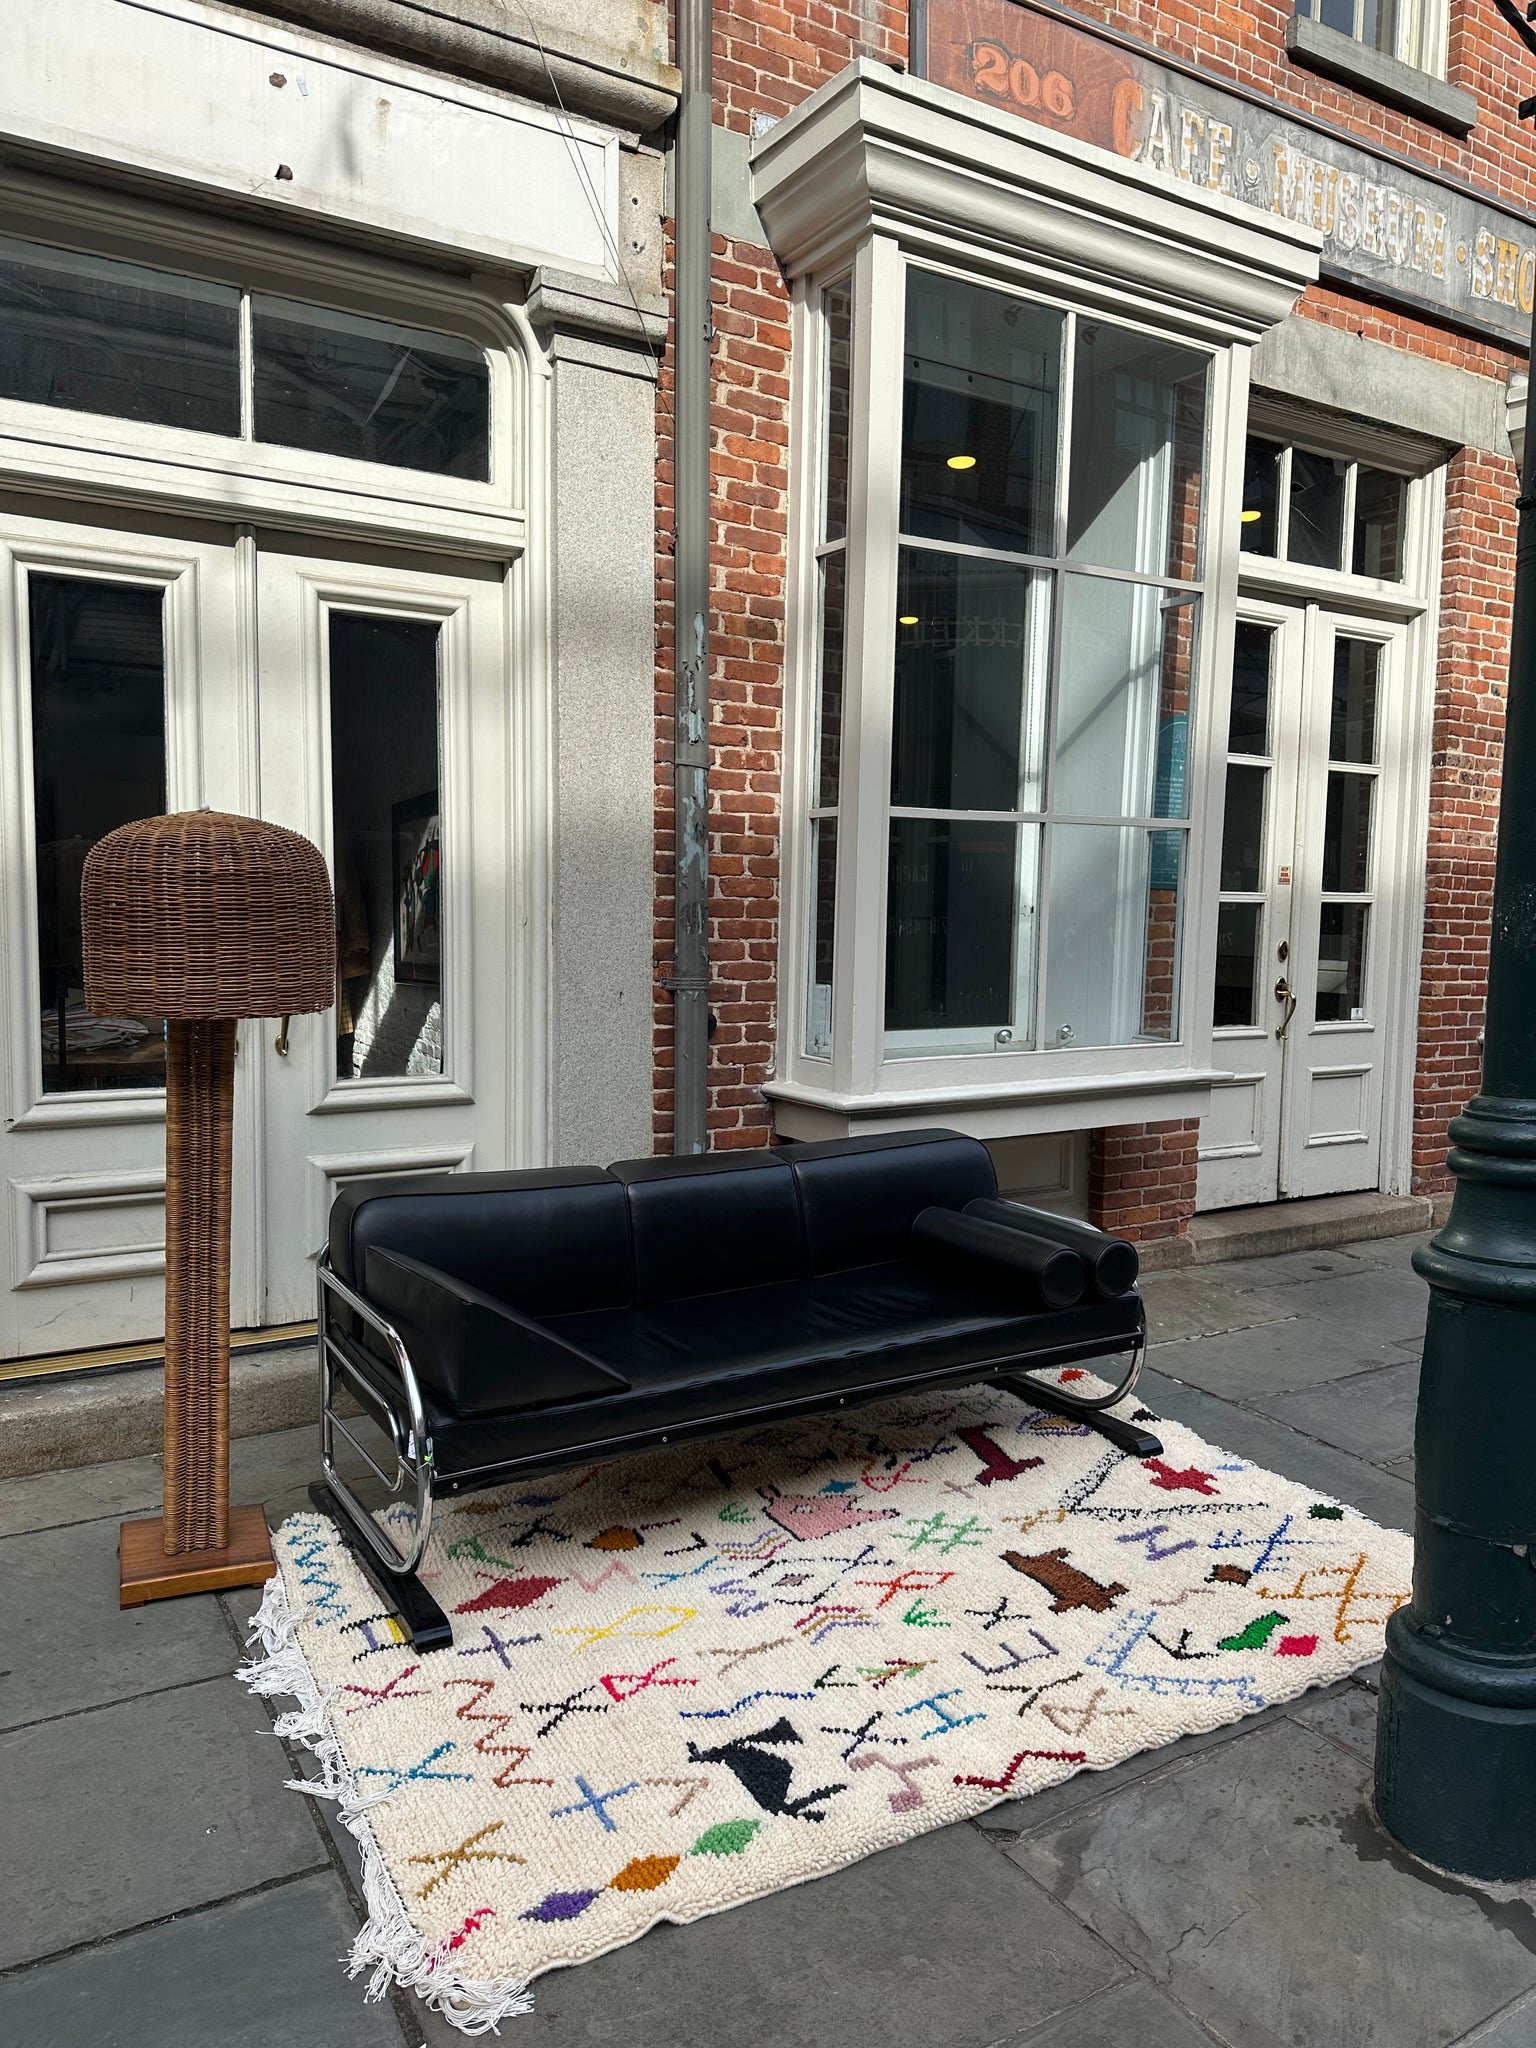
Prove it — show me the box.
[4,1232,1535,2048]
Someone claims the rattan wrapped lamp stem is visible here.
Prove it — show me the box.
[82,810,334,1609]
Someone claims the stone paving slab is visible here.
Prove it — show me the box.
[1336,1235,1431,1272]
[0,1515,238,1732]
[0,1872,400,2048]
[1191,1244,1395,1288]
[1289,1677,1380,1763]
[1147,1315,1408,1403]
[1137,1371,1415,1531]
[468,1813,1125,2048]
[1138,1274,1300,1345]
[1247,1360,1420,1468]
[0,1450,162,1540]
[1012,1977,1225,2046]
[1007,1716,1536,2048]
[1272,1267,1429,1345]
[0,1673,327,1970]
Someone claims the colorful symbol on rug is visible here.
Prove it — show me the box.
[571,1559,644,1593]
[692,1818,762,1855]
[856,1658,933,1688]
[1255,1553,1409,1643]
[287,1530,349,1622]
[521,1889,603,1923]
[588,1526,643,1550]
[342,1612,411,1660]
[900,1597,950,1627]
[1143,1459,1220,1496]
[685,1718,847,1821]
[761,1492,900,1541]
[1085,1611,1266,1702]
[1217,1611,1291,1652]
[1039,1684,1136,1739]
[703,1635,794,1678]
[555,1605,697,1651]
[953,1746,1087,1791]
[598,1657,698,1702]
[1003,1547,1129,1615]
[1276,1634,1319,1656]
[642,1776,712,1816]
[849,1749,939,1812]
[718,1502,755,1523]
[517,1681,609,1739]
[610,1854,680,1892]
[793,1604,875,1645]
[409,1820,526,1899]
[455,1573,563,1615]
[1116,1524,1199,1562]
[1208,1564,1252,1587]
[1308,1504,1345,1520]
[431,1906,496,1960]
[551,1775,641,1833]
[455,1623,541,1670]
[900,1511,988,1554]
[681,1690,817,1719]
[895,1688,985,1740]
[955,1427,1046,1488]
[338,1663,429,1714]
[512,1816,768,1923]
[962,1631,1057,1676]
[855,1569,955,1610]
[355,1741,474,1795]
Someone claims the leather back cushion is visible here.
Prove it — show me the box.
[610,1151,806,1304]
[331,1167,632,1316]
[788,1130,998,1275]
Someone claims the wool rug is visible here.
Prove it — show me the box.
[241,1374,1413,2033]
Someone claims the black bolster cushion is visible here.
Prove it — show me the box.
[912,1207,1086,1310]
[964,1198,1139,1298]
[362,1248,630,1419]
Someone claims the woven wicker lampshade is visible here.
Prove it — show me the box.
[82,811,335,1605]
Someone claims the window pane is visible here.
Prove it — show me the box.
[1240,438,1282,557]
[1330,638,1380,763]
[1352,468,1404,580]
[900,270,1062,555]
[1322,772,1373,892]
[815,552,847,809]
[1229,621,1273,754]
[1288,448,1347,569]
[253,297,489,479]
[1054,577,1197,820]
[822,281,852,545]
[330,614,444,1080]
[1317,902,1368,1021]
[1318,0,1355,32]
[1043,824,1185,1047]
[30,576,167,1094]
[0,236,239,437]
[1214,902,1262,1028]
[891,550,1050,811]
[885,820,1036,1042]
[1066,324,1208,579]
[806,818,836,1057]
[1220,765,1266,892]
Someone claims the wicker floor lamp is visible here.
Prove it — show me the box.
[82,810,334,1607]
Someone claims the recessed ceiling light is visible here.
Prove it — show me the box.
[946,454,977,471]
[1240,508,1263,523]
[898,614,920,625]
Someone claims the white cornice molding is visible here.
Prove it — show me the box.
[751,61,1321,344]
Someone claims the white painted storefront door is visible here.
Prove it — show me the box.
[0,507,513,1357]
[250,537,512,1327]
[1198,600,1408,1209]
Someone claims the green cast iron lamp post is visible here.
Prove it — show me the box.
[1373,330,1536,1881]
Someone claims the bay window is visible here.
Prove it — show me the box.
[754,61,1317,1135]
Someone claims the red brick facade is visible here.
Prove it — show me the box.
[652,0,1526,1229]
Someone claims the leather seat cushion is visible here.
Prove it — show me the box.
[413,1263,1141,1477]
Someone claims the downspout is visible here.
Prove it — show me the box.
[669,0,712,1154]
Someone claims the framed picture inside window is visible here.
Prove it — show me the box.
[391,791,441,985]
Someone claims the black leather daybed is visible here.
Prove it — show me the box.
[312,1128,1153,1649]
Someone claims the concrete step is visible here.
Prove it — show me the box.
[1185,1190,1435,1267]
[0,1343,318,1480]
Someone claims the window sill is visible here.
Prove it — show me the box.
[1284,17,1476,136]
[763,1067,1223,1142]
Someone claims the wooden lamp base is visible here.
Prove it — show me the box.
[119,1503,276,1607]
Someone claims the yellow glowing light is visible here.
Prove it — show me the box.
[946,454,977,471]
[1240,508,1263,523]
[898,614,920,626]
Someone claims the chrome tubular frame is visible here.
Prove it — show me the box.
[315,1253,435,1577]
[1011,1326,1147,1414]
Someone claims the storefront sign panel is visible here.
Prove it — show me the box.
[923,0,1535,351]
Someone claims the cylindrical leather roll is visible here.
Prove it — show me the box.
[964,1197,1139,1298]
[913,1206,1086,1310]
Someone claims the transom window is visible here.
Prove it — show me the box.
[1240,435,1407,579]
[807,266,1211,1061]
[0,235,490,480]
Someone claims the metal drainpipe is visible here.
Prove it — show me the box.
[668,0,712,1154]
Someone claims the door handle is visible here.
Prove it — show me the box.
[1274,976,1298,1042]
[274,1014,291,1057]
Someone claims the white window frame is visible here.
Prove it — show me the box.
[752,63,1321,1139]
[1294,0,1450,80]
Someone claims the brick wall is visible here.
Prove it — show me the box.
[650,0,1527,1223]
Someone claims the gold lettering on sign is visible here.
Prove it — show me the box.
[1205,118,1232,191]
[1521,250,1536,317]
[1142,91,1173,172]
[1111,76,1144,157]
[1497,237,1521,306]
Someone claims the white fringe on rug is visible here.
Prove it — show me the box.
[238,1573,535,2034]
